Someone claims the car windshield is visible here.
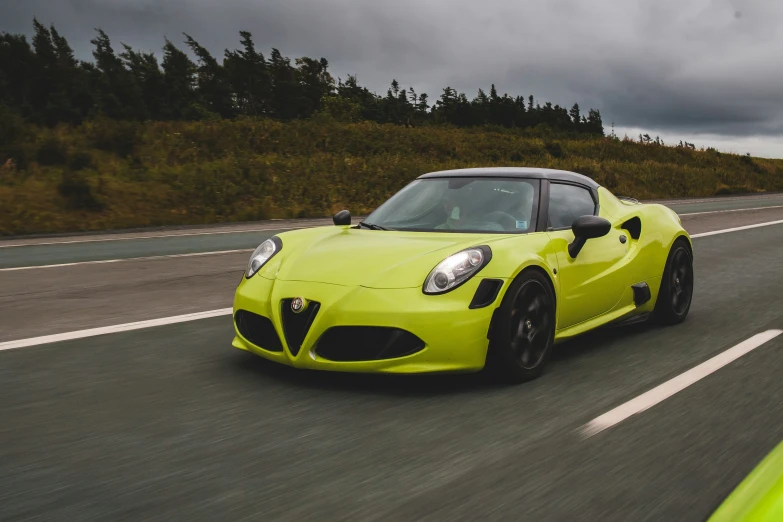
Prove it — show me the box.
[363,177,540,233]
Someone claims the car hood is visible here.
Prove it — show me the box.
[272,228,511,289]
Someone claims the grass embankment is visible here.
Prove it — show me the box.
[1,116,782,235]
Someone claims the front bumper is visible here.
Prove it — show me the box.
[232,274,506,374]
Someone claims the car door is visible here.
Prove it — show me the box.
[545,182,630,329]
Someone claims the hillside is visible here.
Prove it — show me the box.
[1,116,783,235]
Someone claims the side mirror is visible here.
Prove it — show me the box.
[568,215,611,258]
[333,209,351,226]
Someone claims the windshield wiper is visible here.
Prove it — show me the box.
[357,221,390,231]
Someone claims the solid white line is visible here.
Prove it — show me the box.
[0,308,234,352]
[0,224,321,249]
[0,248,254,272]
[690,219,783,238]
[580,329,783,438]
[680,204,783,216]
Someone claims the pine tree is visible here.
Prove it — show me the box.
[120,44,165,119]
[223,31,270,116]
[29,20,87,124]
[89,28,145,119]
[0,19,612,134]
[569,103,581,127]
[268,48,298,119]
[586,108,604,135]
[295,56,335,118]
[185,33,234,117]
[161,38,198,119]
[416,92,428,113]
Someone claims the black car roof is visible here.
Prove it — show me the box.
[417,167,600,189]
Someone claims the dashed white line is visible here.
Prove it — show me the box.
[2,218,783,271]
[690,219,783,238]
[680,204,783,216]
[580,329,783,438]
[0,223,323,248]
[0,309,234,351]
[0,219,782,351]
[0,249,254,272]
[662,194,783,205]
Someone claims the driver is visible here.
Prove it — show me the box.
[437,193,467,229]
[436,191,504,231]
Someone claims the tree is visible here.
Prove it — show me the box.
[28,20,88,124]
[586,109,604,135]
[223,30,271,116]
[268,48,298,119]
[120,44,165,119]
[569,103,581,128]
[161,38,198,119]
[0,32,35,118]
[0,19,608,134]
[89,28,145,119]
[416,92,429,113]
[295,56,335,118]
[185,33,234,117]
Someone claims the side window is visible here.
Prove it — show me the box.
[548,183,596,229]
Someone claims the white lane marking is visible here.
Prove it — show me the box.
[581,329,783,438]
[662,194,783,205]
[0,308,234,351]
[680,204,783,216]
[0,224,322,249]
[0,249,253,272]
[4,218,783,272]
[690,219,783,238]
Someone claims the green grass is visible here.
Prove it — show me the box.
[1,116,782,235]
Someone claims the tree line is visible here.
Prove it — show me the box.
[0,19,604,135]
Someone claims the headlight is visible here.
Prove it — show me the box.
[423,246,492,294]
[246,237,282,278]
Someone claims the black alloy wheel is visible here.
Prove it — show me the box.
[510,280,553,370]
[488,270,556,383]
[654,238,694,325]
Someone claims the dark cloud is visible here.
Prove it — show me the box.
[3,0,783,154]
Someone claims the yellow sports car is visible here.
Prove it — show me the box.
[232,168,693,383]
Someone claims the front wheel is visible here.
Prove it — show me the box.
[487,270,556,384]
[654,238,694,325]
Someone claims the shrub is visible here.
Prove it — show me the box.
[544,141,564,158]
[85,117,139,157]
[68,151,94,171]
[2,116,783,235]
[57,171,103,211]
[36,138,67,166]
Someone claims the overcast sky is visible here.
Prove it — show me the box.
[3,0,782,157]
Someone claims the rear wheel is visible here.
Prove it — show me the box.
[654,238,694,325]
[487,270,556,383]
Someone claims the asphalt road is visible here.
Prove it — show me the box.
[2,193,783,521]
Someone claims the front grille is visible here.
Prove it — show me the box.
[280,298,321,356]
[235,310,283,352]
[314,327,425,362]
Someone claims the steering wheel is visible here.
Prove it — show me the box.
[481,210,522,231]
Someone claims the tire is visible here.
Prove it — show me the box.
[654,238,694,325]
[487,269,556,384]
